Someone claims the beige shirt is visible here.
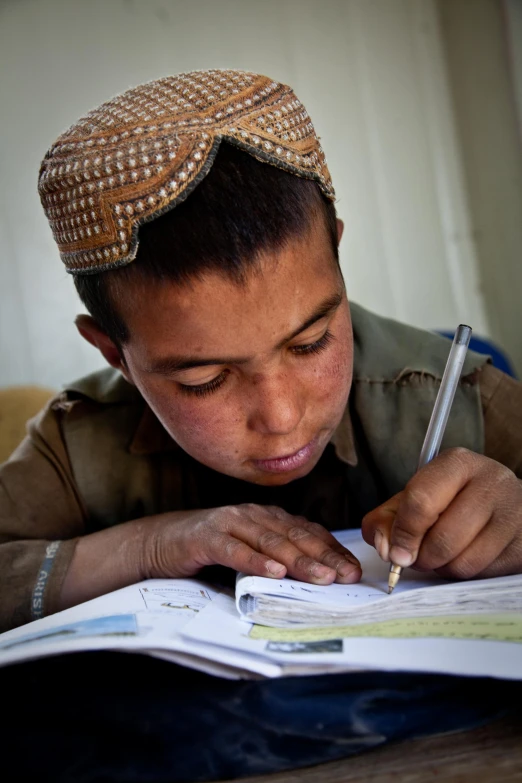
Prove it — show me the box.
[1,363,521,632]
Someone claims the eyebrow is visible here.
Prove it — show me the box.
[147,290,344,375]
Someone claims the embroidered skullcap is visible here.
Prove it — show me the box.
[38,69,335,275]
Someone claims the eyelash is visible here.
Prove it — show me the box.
[178,372,228,398]
[178,330,334,398]
[290,329,333,356]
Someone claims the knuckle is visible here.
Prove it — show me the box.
[494,463,516,487]
[401,483,436,520]
[444,446,476,476]
[440,555,478,581]
[223,537,242,559]
[215,505,245,534]
[258,530,285,550]
[246,549,262,567]
[293,554,314,572]
[303,520,328,536]
[320,549,345,568]
[263,506,289,521]
[207,508,230,532]
[287,526,312,543]
[446,446,472,463]
[425,529,454,563]
[392,524,420,548]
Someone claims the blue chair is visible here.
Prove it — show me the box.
[437,332,517,379]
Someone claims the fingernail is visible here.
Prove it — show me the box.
[266,560,286,576]
[310,562,334,579]
[337,560,360,579]
[374,530,389,562]
[389,546,414,567]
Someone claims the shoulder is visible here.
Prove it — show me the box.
[60,367,142,405]
[479,363,522,476]
[23,367,144,453]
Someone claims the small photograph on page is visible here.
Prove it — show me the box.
[0,614,138,650]
[266,639,343,654]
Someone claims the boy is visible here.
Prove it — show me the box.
[1,70,522,780]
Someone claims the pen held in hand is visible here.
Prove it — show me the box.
[387,324,472,594]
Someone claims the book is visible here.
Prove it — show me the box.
[236,529,522,627]
[0,530,521,681]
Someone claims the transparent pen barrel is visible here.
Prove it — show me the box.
[418,325,472,469]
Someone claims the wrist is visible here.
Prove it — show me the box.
[123,517,156,582]
[59,516,160,610]
[139,512,181,579]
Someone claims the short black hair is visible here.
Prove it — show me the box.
[74,142,338,345]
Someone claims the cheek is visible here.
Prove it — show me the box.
[149,386,243,461]
[309,336,353,405]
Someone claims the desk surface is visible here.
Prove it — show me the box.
[219,713,522,783]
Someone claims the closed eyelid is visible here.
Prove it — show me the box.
[171,321,333,382]
[175,368,226,386]
[289,318,331,345]
[276,295,342,349]
[178,371,228,396]
[147,290,344,376]
[178,328,334,397]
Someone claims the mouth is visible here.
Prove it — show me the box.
[252,436,320,475]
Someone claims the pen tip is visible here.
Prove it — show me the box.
[388,586,394,595]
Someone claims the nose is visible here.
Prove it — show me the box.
[246,371,305,436]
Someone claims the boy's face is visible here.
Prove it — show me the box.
[88,213,353,485]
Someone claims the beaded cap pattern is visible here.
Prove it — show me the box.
[38,69,335,275]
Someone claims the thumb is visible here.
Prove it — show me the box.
[362,492,402,562]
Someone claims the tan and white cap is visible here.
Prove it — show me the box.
[38,69,335,275]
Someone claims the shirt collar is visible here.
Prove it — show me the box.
[330,405,358,466]
[129,405,180,455]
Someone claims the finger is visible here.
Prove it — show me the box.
[208,532,288,578]
[236,507,361,583]
[362,493,402,562]
[476,534,522,579]
[264,506,360,559]
[215,505,341,581]
[234,521,339,584]
[224,512,341,584]
[414,480,495,571]
[281,524,361,583]
[435,512,522,580]
[388,449,478,567]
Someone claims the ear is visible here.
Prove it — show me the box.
[336,218,344,245]
[75,315,132,381]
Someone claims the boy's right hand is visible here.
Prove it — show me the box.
[143,504,361,585]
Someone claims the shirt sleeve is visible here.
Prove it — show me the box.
[0,399,86,631]
[479,363,522,478]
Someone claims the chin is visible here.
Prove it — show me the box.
[248,472,302,487]
[247,461,318,487]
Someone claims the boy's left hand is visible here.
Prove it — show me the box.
[362,448,522,579]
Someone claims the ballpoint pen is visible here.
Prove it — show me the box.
[388,324,473,594]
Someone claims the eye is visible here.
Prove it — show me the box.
[290,330,333,356]
[178,371,228,397]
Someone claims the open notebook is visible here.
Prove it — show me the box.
[0,529,521,681]
[236,529,522,627]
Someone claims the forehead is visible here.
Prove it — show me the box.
[120,216,341,355]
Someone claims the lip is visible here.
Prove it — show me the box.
[252,436,320,474]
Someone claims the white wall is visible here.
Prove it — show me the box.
[505,0,522,134]
[437,0,522,377]
[0,0,490,389]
